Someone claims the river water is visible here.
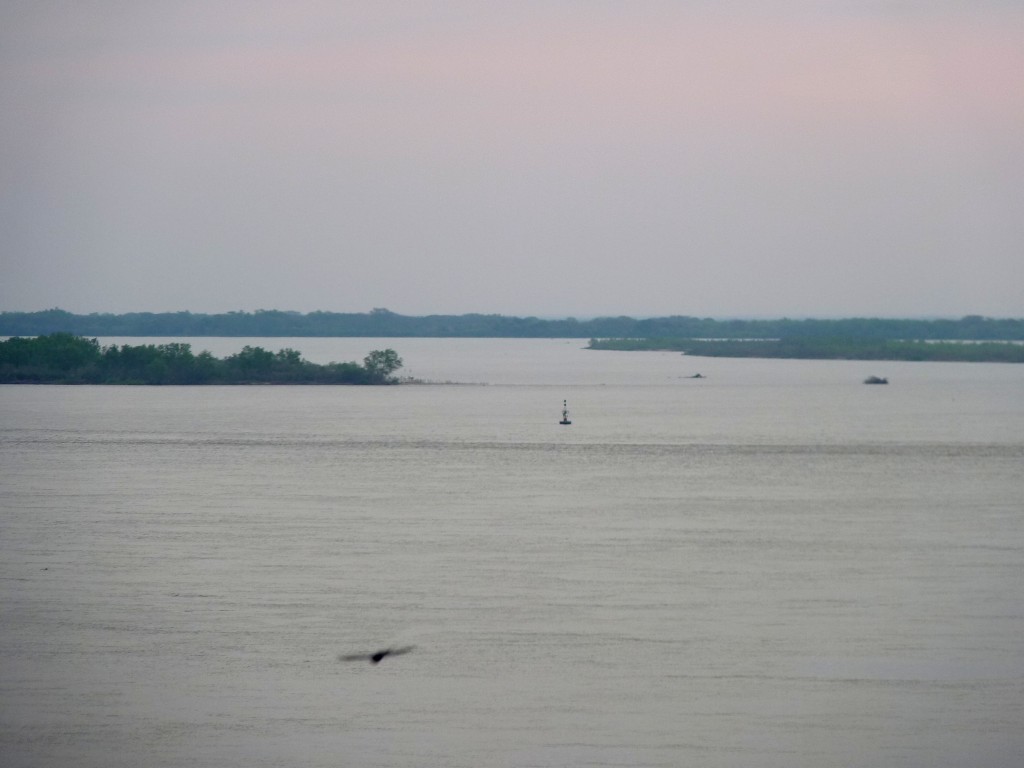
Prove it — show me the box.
[2,338,1022,767]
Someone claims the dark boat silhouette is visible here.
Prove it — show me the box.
[338,645,415,664]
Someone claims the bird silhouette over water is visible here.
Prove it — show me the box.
[338,645,415,664]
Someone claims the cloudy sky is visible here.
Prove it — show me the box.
[2,1,1021,318]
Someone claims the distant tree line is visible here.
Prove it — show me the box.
[588,337,1024,363]
[0,334,404,384]
[2,308,1023,340]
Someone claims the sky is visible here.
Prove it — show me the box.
[1,1,1022,319]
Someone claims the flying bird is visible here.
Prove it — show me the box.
[338,645,415,664]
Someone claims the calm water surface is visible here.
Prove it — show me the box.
[2,339,1023,767]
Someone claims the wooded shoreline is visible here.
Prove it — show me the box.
[587,337,1024,362]
[0,334,404,384]
[4,310,1024,377]
[2,309,1023,341]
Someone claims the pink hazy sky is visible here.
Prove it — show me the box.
[2,1,1022,317]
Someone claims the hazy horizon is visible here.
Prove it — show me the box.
[2,2,1022,318]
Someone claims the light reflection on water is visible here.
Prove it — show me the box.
[2,339,1023,767]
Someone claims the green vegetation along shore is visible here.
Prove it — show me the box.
[587,337,1024,363]
[2,308,1023,341]
[0,334,404,384]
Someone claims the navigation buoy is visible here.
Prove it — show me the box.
[560,400,572,425]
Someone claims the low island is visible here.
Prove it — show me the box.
[587,337,1024,363]
[0,334,404,384]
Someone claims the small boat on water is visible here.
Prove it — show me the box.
[559,400,572,425]
[864,376,889,385]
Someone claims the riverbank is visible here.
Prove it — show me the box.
[0,334,404,384]
[588,337,1024,362]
